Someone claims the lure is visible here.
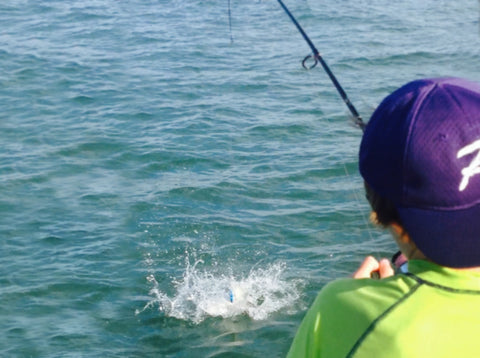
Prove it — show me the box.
[276,0,365,130]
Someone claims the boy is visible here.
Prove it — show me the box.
[288,77,480,357]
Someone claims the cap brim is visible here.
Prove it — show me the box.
[397,204,480,268]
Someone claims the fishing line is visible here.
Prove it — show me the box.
[225,1,380,259]
[275,0,365,131]
[276,1,376,246]
[228,0,234,43]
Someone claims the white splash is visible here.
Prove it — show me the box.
[138,259,302,324]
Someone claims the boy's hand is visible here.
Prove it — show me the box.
[352,256,394,279]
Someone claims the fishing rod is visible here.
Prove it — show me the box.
[276,0,366,130]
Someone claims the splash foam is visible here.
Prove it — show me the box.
[138,258,302,324]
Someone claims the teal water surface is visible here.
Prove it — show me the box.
[1,1,479,357]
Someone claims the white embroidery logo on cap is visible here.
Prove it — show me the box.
[458,139,480,191]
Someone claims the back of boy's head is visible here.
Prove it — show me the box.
[360,77,480,268]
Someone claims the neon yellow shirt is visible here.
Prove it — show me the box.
[287,260,480,358]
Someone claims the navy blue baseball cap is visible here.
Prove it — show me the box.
[360,77,480,268]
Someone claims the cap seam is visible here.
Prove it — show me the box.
[398,198,480,212]
[401,82,439,206]
[443,83,472,122]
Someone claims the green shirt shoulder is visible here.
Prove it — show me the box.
[288,260,480,358]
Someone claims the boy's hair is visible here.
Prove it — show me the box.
[364,182,402,228]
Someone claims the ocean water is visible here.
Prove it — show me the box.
[1,1,479,357]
